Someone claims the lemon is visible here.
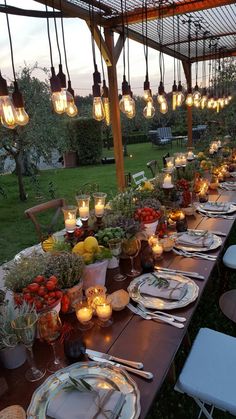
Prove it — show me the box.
[84,236,99,253]
[41,236,55,252]
[82,252,94,264]
[72,241,85,255]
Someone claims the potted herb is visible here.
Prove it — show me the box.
[0,300,36,369]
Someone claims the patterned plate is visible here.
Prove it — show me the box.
[173,230,222,252]
[128,273,199,310]
[197,202,236,215]
[27,362,140,419]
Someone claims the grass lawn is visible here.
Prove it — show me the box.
[0,141,184,263]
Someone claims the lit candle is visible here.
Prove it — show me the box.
[167,161,174,170]
[65,216,76,232]
[96,303,112,320]
[79,201,89,220]
[209,148,214,155]
[187,151,194,161]
[163,173,173,189]
[217,140,221,148]
[148,235,159,246]
[95,199,105,217]
[152,242,163,257]
[76,306,93,324]
[180,156,187,166]
[175,156,181,167]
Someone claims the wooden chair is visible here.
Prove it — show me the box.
[132,171,147,186]
[162,152,170,167]
[148,130,171,148]
[25,198,66,242]
[146,160,159,178]
[125,172,132,188]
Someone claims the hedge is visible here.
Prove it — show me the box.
[68,118,102,165]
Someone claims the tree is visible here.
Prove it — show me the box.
[0,65,67,201]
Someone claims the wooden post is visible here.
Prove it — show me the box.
[104,28,125,190]
[182,61,192,148]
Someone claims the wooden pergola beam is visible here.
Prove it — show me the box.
[105,0,236,28]
[164,30,236,47]
[86,22,112,66]
[0,4,67,18]
[191,48,236,62]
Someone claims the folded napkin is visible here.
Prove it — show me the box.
[202,202,230,212]
[140,277,188,301]
[47,387,125,419]
[176,231,214,248]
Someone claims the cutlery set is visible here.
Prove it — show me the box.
[86,348,153,380]
[154,266,205,280]
[197,210,234,219]
[127,303,185,329]
[173,248,217,261]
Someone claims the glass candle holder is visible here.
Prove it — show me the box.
[85,286,107,311]
[75,300,94,330]
[187,149,195,161]
[76,194,90,222]
[198,181,209,203]
[93,192,107,218]
[162,173,173,189]
[165,157,174,172]
[62,205,77,233]
[169,209,188,232]
[152,240,163,260]
[96,300,113,327]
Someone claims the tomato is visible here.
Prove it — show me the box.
[35,300,43,310]
[35,275,45,284]
[23,293,32,301]
[61,294,70,313]
[44,294,49,300]
[48,291,56,298]
[38,286,46,297]
[22,287,28,293]
[55,290,63,299]
[49,275,58,285]
[48,298,57,306]
[46,280,56,291]
[28,283,40,293]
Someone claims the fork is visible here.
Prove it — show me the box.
[173,248,217,261]
[127,303,184,329]
[197,211,234,220]
[137,304,186,322]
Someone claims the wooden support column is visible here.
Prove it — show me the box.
[182,61,192,148]
[104,28,125,190]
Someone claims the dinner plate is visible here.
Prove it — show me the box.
[27,362,140,419]
[173,230,222,252]
[197,202,236,215]
[128,273,199,310]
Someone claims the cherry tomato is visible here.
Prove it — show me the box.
[35,275,45,284]
[28,283,40,293]
[48,291,56,298]
[46,280,56,291]
[61,294,70,313]
[35,300,43,310]
[38,286,46,297]
[23,293,32,302]
[49,275,58,285]
[55,290,63,299]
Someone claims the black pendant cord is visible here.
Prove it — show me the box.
[195,30,198,86]
[177,16,181,83]
[59,0,70,81]
[202,33,206,89]
[52,0,62,65]
[124,0,130,86]
[157,1,163,83]
[172,2,176,83]
[45,3,54,68]
[4,0,16,81]
[141,0,148,80]
[99,0,105,82]
[121,0,126,79]
[89,3,97,71]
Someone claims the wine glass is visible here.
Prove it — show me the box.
[108,238,126,282]
[11,313,45,382]
[122,237,141,278]
[38,310,66,373]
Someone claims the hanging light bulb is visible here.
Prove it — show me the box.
[193,83,201,107]
[143,75,152,101]
[172,80,177,111]
[119,76,134,117]
[143,97,155,119]
[157,81,166,104]
[160,99,168,114]
[102,80,110,126]
[65,80,78,117]
[92,66,105,122]
[207,93,215,109]
[185,87,194,107]
[50,67,66,114]
[200,88,208,109]
[0,72,17,129]
[12,81,29,126]
[218,96,225,109]
[126,84,136,119]
[176,81,185,107]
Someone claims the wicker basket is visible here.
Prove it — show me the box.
[0,405,26,419]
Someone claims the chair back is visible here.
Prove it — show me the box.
[157,127,172,140]
[148,130,161,146]
[146,160,158,177]
[125,172,132,188]
[25,198,66,241]
[132,171,147,185]
[162,152,170,167]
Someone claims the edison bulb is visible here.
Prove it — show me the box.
[51,91,66,114]
[126,97,136,119]
[65,91,78,117]
[207,97,214,109]
[0,96,17,129]
[157,94,165,104]
[160,99,168,114]
[143,99,155,119]
[103,97,111,126]
[224,97,229,106]
[93,97,105,121]
[193,90,201,102]
[218,97,225,109]
[201,95,208,109]
[119,94,132,114]
[186,93,194,107]
[172,92,177,111]
[194,99,200,108]
[14,108,29,126]
[143,89,151,101]
[176,91,185,107]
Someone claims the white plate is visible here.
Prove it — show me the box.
[27,362,140,419]
[197,202,236,215]
[173,230,222,252]
[128,272,199,310]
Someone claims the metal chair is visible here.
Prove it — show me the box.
[175,327,236,418]
[146,160,159,178]
[25,198,66,241]
[132,171,147,186]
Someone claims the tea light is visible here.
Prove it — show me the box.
[62,205,77,232]
[96,302,113,327]
[209,148,215,155]
[148,235,159,246]
[152,242,163,257]
[95,199,105,217]
[79,201,89,220]
[187,151,194,161]
[175,156,181,167]
[76,306,93,323]
[167,161,174,170]
[180,156,187,166]
[163,173,173,189]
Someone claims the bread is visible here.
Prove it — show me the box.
[107,290,130,311]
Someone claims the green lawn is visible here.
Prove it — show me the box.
[0,142,184,264]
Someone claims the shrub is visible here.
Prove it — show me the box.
[68,117,102,165]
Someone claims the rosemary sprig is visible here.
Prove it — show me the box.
[64,376,93,393]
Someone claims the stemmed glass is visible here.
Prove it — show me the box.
[38,310,66,373]
[108,238,126,282]
[122,237,141,278]
[11,313,45,382]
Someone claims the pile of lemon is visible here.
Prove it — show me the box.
[72,236,102,264]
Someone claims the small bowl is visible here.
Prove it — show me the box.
[182,206,196,216]
[160,237,175,252]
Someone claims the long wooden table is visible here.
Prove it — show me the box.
[1,188,235,418]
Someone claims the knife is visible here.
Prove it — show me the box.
[155,266,205,280]
[86,349,143,369]
[88,355,153,380]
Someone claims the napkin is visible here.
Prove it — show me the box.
[201,202,230,212]
[176,232,213,248]
[140,277,188,301]
[47,387,125,419]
